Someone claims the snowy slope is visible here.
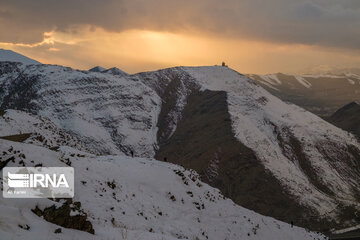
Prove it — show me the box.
[0,49,40,65]
[0,138,324,240]
[0,109,91,153]
[0,62,161,157]
[183,66,360,217]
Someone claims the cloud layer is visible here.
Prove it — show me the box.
[1,0,360,49]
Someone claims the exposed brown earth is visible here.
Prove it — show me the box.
[0,133,32,142]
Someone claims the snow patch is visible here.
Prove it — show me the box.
[294,76,312,88]
[259,74,282,85]
[347,79,356,85]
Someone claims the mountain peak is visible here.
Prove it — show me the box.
[327,101,360,137]
[344,101,360,108]
[102,67,128,76]
[0,49,40,65]
[88,66,128,76]
[333,101,360,113]
[88,66,106,72]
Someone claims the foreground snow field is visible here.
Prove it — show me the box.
[0,138,325,240]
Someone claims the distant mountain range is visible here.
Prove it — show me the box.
[248,73,360,117]
[307,66,360,76]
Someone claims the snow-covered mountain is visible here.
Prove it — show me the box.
[0,49,40,65]
[88,66,106,72]
[89,66,128,77]
[248,73,360,117]
[0,61,359,232]
[307,66,360,76]
[0,137,324,240]
[0,62,159,156]
[146,67,360,231]
[103,67,128,77]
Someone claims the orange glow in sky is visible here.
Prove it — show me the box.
[1,27,360,74]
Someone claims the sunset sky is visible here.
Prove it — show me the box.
[1,0,360,74]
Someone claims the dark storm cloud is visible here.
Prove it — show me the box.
[0,0,359,49]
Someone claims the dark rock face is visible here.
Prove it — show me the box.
[0,133,32,143]
[155,88,322,230]
[326,102,360,138]
[148,69,360,232]
[0,156,15,170]
[142,68,200,145]
[32,199,94,234]
[0,74,40,112]
[0,62,39,112]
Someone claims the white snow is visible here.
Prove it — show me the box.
[258,80,280,91]
[0,110,91,152]
[183,66,360,217]
[348,79,356,85]
[345,73,360,80]
[0,64,162,157]
[0,138,325,240]
[259,74,282,85]
[301,74,344,79]
[253,72,360,88]
[333,224,360,234]
[294,76,312,88]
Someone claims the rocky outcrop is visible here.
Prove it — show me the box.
[32,199,94,234]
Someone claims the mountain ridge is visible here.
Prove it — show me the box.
[0,61,359,232]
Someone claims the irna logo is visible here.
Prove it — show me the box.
[3,167,74,198]
[7,172,69,188]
